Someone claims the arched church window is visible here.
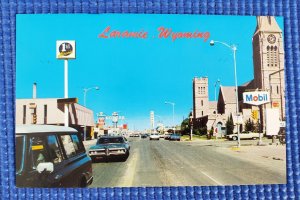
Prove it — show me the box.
[201,100,203,106]
[274,46,277,51]
[270,46,274,51]
[277,85,279,94]
[267,46,270,50]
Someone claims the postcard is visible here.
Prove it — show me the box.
[15,14,286,187]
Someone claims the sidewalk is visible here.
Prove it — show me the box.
[217,143,286,176]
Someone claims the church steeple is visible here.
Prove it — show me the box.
[252,16,285,121]
[254,16,282,35]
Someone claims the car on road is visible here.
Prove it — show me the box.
[226,131,261,140]
[141,134,148,139]
[169,133,181,141]
[16,125,93,188]
[164,133,171,140]
[89,135,130,162]
[149,133,160,140]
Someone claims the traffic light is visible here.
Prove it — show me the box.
[33,114,37,124]
[251,110,258,120]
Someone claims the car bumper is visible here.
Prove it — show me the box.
[89,149,127,158]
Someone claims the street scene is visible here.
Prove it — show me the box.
[15,14,286,187]
[84,137,285,187]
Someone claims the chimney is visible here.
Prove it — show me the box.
[33,83,37,99]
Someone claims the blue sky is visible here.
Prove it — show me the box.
[16,14,283,130]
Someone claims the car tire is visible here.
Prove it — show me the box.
[232,136,237,141]
[79,177,87,188]
[91,157,96,163]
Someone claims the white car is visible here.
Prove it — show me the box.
[227,131,261,140]
[149,133,160,140]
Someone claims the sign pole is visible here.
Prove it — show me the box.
[64,59,69,127]
[56,40,76,127]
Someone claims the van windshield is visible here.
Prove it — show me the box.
[16,135,25,173]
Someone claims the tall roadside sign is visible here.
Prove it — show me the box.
[243,91,270,145]
[56,40,76,127]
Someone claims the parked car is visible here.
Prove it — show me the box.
[89,135,130,162]
[164,133,171,140]
[16,125,93,188]
[149,133,160,140]
[169,133,181,141]
[226,131,261,140]
[141,134,148,139]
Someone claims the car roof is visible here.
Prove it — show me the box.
[16,125,77,134]
[99,135,124,138]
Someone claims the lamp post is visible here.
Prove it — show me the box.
[83,86,99,141]
[165,101,175,134]
[210,40,240,147]
[214,79,221,139]
[189,110,193,141]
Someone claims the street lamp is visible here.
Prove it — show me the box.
[210,40,241,147]
[165,101,175,134]
[189,109,193,141]
[83,86,99,141]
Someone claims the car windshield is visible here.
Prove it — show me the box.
[16,135,25,173]
[97,137,124,144]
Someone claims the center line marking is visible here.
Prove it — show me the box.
[201,171,223,185]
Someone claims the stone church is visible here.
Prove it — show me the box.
[192,16,285,137]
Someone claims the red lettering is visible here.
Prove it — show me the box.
[253,96,258,101]
[98,26,110,38]
[158,27,171,38]
[111,31,121,37]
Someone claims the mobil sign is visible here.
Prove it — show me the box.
[243,91,270,105]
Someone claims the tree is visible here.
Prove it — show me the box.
[245,118,255,132]
[226,114,234,135]
[180,112,193,135]
[180,118,190,135]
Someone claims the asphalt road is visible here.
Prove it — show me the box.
[88,137,286,187]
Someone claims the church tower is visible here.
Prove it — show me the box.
[193,77,209,118]
[252,16,285,120]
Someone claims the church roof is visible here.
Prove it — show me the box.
[220,86,236,104]
[209,101,217,109]
[254,16,282,35]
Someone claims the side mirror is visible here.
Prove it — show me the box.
[37,162,54,173]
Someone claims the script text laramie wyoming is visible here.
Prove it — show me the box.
[98,26,210,42]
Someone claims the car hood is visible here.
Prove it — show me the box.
[90,143,126,150]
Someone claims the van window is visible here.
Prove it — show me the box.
[60,135,77,158]
[47,135,63,164]
[30,136,50,169]
[70,134,85,154]
[16,135,25,172]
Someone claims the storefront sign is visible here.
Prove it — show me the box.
[243,91,270,105]
[56,40,76,59]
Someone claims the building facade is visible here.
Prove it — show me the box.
[192,16,285,135]
[16,98,96,139]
